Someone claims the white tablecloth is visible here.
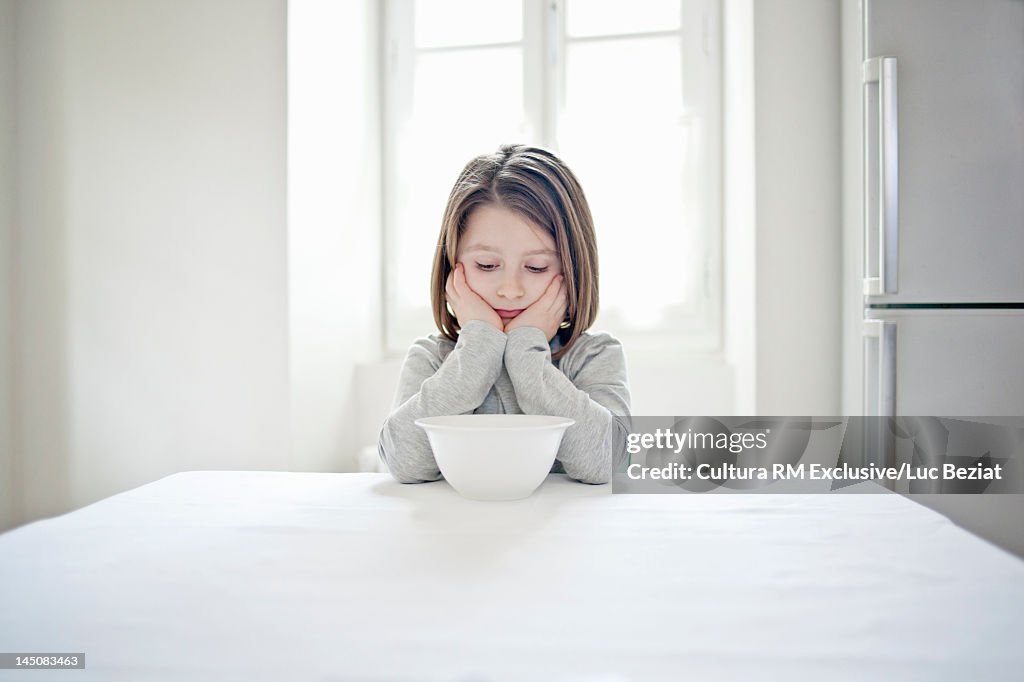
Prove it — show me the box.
[1,472,1022,681]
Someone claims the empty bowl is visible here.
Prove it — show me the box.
[414,414,575,501]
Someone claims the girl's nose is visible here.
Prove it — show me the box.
[497,271,525,300]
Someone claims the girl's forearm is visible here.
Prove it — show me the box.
[379,320,507,483]
[503,327,631,484]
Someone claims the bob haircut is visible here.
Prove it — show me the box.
[430,144,600,360]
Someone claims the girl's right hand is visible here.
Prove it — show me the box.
[445,263,503,331]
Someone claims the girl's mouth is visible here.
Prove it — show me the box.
[495,308,525,320]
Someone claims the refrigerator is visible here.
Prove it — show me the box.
[847,0,1024,554]
[857,0,1024,418]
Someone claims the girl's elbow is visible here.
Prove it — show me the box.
[378,425,442,483]
[381,450,442,484]
[389,470,430,484]
[567,465,611,485]
[385,461,441,484]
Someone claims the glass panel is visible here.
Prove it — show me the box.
[394,47,530,318]
[560,37,700,331]
[411,48,524,124]
[564,36,683,121]
[562,127,703,332]
[415,0,522,48]
[566,0,680,38]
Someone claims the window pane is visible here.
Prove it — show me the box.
[415,0,522,48]
[564,37,683,120]
[394,47,529,325]
[566,0,680,38]
[560,37,702,331]
[563,130,703,332]
[386,0,720,350]
[412,48,524,125]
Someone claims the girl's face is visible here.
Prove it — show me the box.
[456,203,563,323]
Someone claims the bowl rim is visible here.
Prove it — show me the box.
[414,415,575,432]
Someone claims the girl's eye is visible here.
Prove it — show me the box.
[475,262,497,272]
[526,266,549,274]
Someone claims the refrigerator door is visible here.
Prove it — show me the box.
[862,310,1024,554]
[863,0,1024,303]
[862,309,1024,416]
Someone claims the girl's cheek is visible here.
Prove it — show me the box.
[463,268,486,292]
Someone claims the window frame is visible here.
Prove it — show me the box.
[380,0,723,358]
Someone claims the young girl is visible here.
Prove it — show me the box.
[378,144,631,485]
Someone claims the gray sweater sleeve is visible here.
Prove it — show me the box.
[378,320,507,483]
[504,327,632,485]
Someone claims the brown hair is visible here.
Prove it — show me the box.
[430,144,599,359]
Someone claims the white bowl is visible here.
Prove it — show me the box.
[414,414,575,501]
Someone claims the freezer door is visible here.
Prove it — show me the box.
[863,310,1024,415]
[863,0,1024,302]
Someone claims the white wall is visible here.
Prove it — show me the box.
[11,0,289,525]
[751,0,842,414]
[0,0,16,531]
[722,0,842,418]
[840,0,863,414]
[723,0,756,414]
[288,0,382,473]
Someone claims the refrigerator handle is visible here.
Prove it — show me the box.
[862,57,899,296]
[862,319,897,471]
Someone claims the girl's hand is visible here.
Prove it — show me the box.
[445,263,503,331]
[503,275,567,341]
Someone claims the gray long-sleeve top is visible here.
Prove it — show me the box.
[378,319,632,485]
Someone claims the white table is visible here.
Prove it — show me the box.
[1,471,1022,681]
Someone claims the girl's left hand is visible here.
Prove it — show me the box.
[503,275,567,341]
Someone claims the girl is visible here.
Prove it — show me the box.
[378,144,631,485]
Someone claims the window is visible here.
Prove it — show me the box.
[382,0,722,355]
